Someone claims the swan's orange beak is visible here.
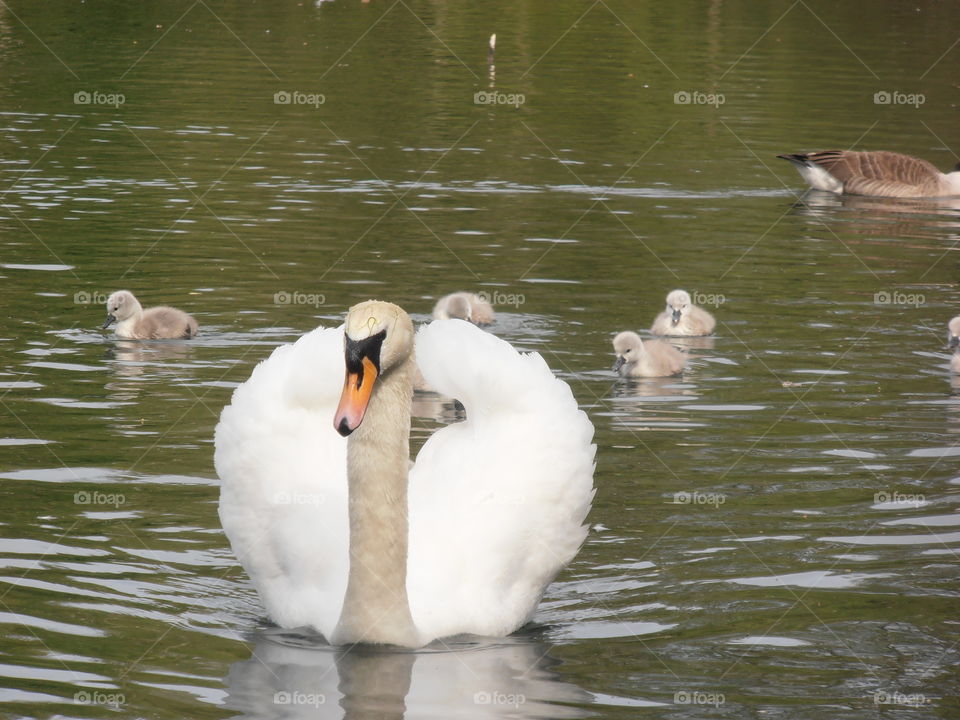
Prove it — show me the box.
[334,330,386,437]
[334,357,378,436]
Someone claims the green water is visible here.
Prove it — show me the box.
[1,1,959,717]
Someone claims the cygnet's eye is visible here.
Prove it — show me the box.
[624,349,632,354]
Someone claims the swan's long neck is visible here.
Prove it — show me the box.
[332,354,420,647]
[115,299,144,338]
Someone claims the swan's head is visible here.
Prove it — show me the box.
[949,316,960,350]
[665,289,691,326]
[612,331,644,373]
[334,300,414,436]
[102,290,141,329]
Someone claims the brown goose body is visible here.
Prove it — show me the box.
[778,150,960,198]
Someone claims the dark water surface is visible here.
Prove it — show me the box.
[1,1,959,718]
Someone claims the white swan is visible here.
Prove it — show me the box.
[778,150,960,198]
[215,300,595,647]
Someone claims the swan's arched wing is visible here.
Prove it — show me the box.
[407,320,596,640]
[214,326,348,637]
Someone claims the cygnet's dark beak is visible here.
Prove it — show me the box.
[612,356,626,373]
[102,314,116,329]
[671,308,682,325]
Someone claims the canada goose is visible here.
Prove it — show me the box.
[612,331,685,377]
[778,150,960,198]
[215,300,595,647]
[650,289,716,336]
[102,290,198,339]
[432,292,495,325]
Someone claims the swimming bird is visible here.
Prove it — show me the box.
[612,331,685,378]
[215,300,595,647]
[102,290,198,339]
[949,316,960,374]
[777,150,960,198]
[432,292,495,325]
[650,289,715,336]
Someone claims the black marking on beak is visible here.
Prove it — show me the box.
[345,329,387,383]
[671,308,682,325]
[612,356,625,373]
[102,314,116,329]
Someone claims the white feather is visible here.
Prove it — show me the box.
[215,319,596,642]
[946,171,960,196]
[796,162,843,193]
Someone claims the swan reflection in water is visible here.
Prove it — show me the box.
[105,340,195,377]
[661,335,715,352]
[103,340,198,405]
[223,628,589,719]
